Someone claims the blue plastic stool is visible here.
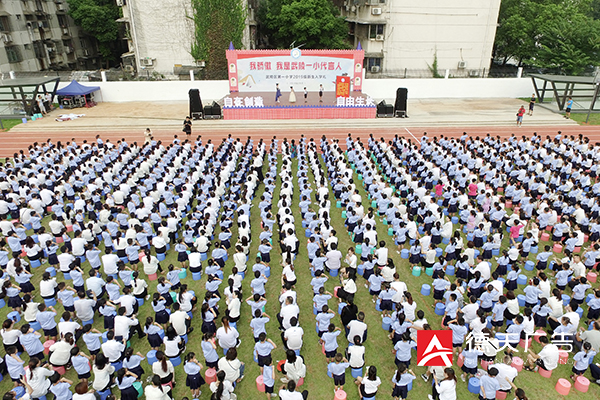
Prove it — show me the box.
[137,297,144,307]
[63,272,71,280]
[338,302,346,315]
[313,306,318,315]
[442,237,450,244]
[158,329,165,339]
[44,297,57,307]
[193,271,202,280]
[182,334,188,343]
[517,294,526,307]
[351,368,363,378]
[524,261,534,271]
[147,350,157,366]
[486,316,493,329]
[0,298,5,309]
[530,246,538,254]
[170,355,182,366]
[330,268,339,277]
[382,317,391,331]
[230,322,237,330]
[30,259,41,268]
[468,377,480,394]
[357,264,365,276]
[45,267,56,277]
[401,249,409,259]
[576,307,584,318]
[562,294,571,306]
[451,216,459,224]
[421,284,431,296]
[446,265,455,276]
[435,303,445,316]
[179,269,187,280]
[492,248,500,256]
[7,311,20,322]
[82,319,93,326]
[517,274,528,285]
[375,299,382,312]
[102,331,109,342]
[200,252,207,261]
[98,389,112,400]
[111,361,122,371]
[30,321,41,331]
[435,248,443,257]
[157,253,166,262]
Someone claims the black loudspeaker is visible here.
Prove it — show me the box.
[189,89,203,119]
[395,87,408,117]
[377,100,394,118]
[211,101,222,118]
[203,105,212,116]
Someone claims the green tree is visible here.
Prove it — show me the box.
[190,0,245,80]
[493,0,600,74]
[66,0,120,66]
[258,0,349,49]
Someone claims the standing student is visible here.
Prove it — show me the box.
[319,84,324,102]
[183,352,205,399]
[391,364,416,400]
[565,97,573,118]
[275,83,282,103]
[528,94,536,115]
[304,87,308,103]
[183,116,192,137]
[328,353,350,392]
[516,106,525,127]
[262,358,276,400]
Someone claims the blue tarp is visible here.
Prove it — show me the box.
[56,80,100,96]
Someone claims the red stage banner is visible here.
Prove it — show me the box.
[336,76,351,98]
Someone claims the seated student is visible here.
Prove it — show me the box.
[525,336,559,372]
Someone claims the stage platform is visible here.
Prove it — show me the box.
[222,91,376,120]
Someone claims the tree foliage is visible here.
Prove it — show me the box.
[190,0,245,80]
[494,0,600,74]
[258,0,349,49]
[66,0,120,62]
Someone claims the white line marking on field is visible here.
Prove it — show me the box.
[404,127,418,141]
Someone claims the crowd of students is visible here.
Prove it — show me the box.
[1,130,600,400]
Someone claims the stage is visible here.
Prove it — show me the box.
[221,91,376,120]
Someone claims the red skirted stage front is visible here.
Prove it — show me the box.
[222,90,376,120]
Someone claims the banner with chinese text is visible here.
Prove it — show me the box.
[226,49,364,93]
[336,76,351,98]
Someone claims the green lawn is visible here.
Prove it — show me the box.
[0,119,23,131]
[0,143,597,400]
[569,113,600,125]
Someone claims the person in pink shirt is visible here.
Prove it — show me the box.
[510,220,524,246]
[435,183,444,198]
[468,179,478,199]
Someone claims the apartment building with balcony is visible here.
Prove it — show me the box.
[117,0,256,77]
[0,0,99,73]
[341,0,501,78]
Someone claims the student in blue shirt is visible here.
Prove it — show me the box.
[447,317,469,355]
[480,367,501,400]
[316,305,335,337]
[572,277,591,304]
[391,363,416,400]
[254,332,277,372]
[49,374,73,400]
[393,332,417,368]
[523,278,543,308]
[174,239,189,269]
[183,352,206,399]
[536,245,552,270]
[491,296,508,332]
[70,347,92,379]
[587,290,600,320]
[479,285,498,313]
[571,342,596,380]
[36,304,57,341]
[532,298,553,328]
[320,323,342,363]
[432,272,451,305]
[460,346,483,382]
[19,324,45,361]
[81,324,103,356]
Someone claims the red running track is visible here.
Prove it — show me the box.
[3,125,600,157]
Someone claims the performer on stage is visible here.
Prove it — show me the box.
[289,87,296,103]
[304,87,308,103]
[319,84,324,102]
[275,83,282,103]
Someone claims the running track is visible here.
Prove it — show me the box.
[3,124,600,157]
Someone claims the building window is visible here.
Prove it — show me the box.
[369,24,384,39]
[6,46,22,63]
[0,17,11,32]
[366,58,381,69]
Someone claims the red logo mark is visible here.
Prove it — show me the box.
[417,330,453,367]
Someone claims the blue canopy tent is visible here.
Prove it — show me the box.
[56,80,101,108]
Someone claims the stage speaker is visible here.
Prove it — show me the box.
[376,100,394,118]
[189,89,203,119]
[395,87,408,117]
[211,101,222,119]
[203,105,213,117]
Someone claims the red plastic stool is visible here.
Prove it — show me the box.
[277,360,285,372]
[322,343,326,355]
[335,390,347,400]
[52,365,66,375]
[534,329,547,343]
[297,377,304,386]
[574,376,590,393]
[587,272,597,283]
[539,367,552,378]
[505,201,512,208]
[510,357,523,372]
[545,225,553,232]
[43,340,55,355]
[541,233,550,241]
[148,273,158,281]
[555,378,571,395]
[519,337,532,350]
[559,350,568,364]
[256,375,265,392]
[481,360,492,370]
[553,244,563,253]
[205,368,217,385]
[457,353,464,367]
[496,390,507,400]
[334,286,340,298]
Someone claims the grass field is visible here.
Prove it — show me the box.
[0,119,22,132]
[570,113,600,125]
[0,138,597,400]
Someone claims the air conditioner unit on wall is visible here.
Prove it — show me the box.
[142,58,153,66]
[116,0,123,6]
[469,69,480,77]
[371,7,381,15]
[2,34,12,43]
[375,34,384,41]
[457,60,467,69]
[370,65,380,73]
